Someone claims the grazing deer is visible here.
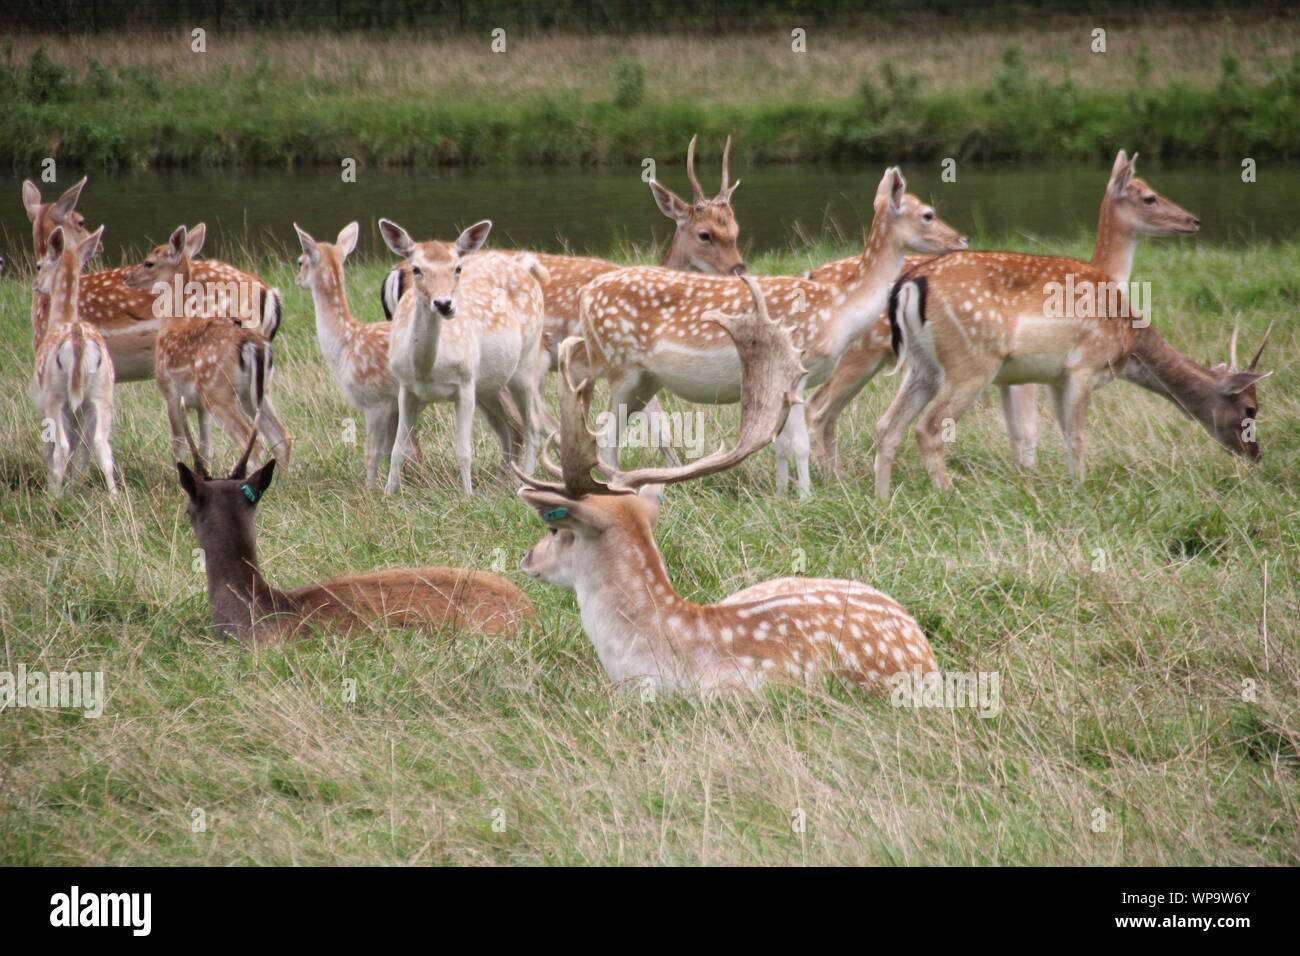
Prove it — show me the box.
[580,167,967,497]
[516,277,937,694]
[124,225,292,472]
[874,257,1271,498]
[177,432,534,645]
[805,150,1200,472]
[22,179,282,382]
[379,219,548,495]
[31,224,117,495]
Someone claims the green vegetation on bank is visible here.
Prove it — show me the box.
[4,26,1300,170]
[0,236,1296,864]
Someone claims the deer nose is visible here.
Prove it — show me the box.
[731,263,748,276]
[432,298,455,316]
[1191,217,1201,229]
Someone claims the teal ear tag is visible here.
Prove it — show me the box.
[542,507,568,522]
[241,483,261,504]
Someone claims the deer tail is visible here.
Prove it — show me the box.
[380,265,405,321]
[64,325,87,410]
[516,253,550,286]
[260,286,283,341]
[886,276,927,378]
[239,337,272,418]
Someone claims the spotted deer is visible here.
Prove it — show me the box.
[580,167,967,497]
[124,225,292,472]
[378,219,547,495]
[31,224,117,495]
[875,256,1272,498]
[22,178,282,382]
[805,150,1200,472]
[176,431,534,645]
[516,277,937,695]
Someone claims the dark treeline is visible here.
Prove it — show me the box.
[4,0,1292,34]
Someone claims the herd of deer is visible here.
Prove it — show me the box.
[20,140,1272,695]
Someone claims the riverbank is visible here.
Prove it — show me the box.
[4,17,1299,169]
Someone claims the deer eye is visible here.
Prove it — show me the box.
[455,264,463,274]
[548,526,558,535]
[1246,407,1257,419]
[698,232,712,242]
[411,266,422,276]
[922,211,934,222]
[1143,196,1157,205]
[144,260,154,267]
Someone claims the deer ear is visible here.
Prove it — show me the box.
[649,181,690,224]
[167,226,188,261]
[518,488,611,532]
[635,484,665,528]
[242,460,276,504]
[177,461,203,502]
[184,223,207,259]
[1220,370,1271,396]
[294,223,320,264]
[46,226,66,260]
[22,180,42,221]
[336,221,359,259]
[877,167,907,212]
[51,176,87,223]
[77,226,105,268]
[455,220,492,256]
[378,218,415,258]
[1110,150,1134,197]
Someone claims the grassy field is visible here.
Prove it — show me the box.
[4,14,1300,168]
[0,235,1296,865]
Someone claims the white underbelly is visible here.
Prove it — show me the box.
[993,354,1068,386]
[649,344,742,404]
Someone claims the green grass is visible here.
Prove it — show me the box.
[0,235,1296,865]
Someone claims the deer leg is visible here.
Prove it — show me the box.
[454,381,477,495]
[476,389,519,479]
[255,397,293,471]
[205,395,258,469]
[506,374,541,477]
[385,386,422,495]
[362,404,391,489]
[162,393,191,466]
[1000,384,1040,469]
[43,401,71,494]
[1051,375,1096,479]
[808,347,891,474]
[89,395,117,494]
[914,363,997,491]
[874,366,941,500]
[196,407,213,468]
[608,372,671,467]
[775,395,813,498]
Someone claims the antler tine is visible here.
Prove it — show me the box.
[685,134,706,203]
[1228,315,1241,372]
[601,274,806,492]
[178,403,210,479]
[1249,320,1274,371]
[718,135,732,197]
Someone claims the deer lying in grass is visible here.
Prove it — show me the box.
[31,224,117,495]
[875,258,1272,498]
[378,219,547,495]
[516,277,937,694]
[177,431,534,644]
[804,150,1201,472]
[23,178,281,382]
[580,167,967,496]
[124,225,292,472]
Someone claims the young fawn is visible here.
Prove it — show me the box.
[177,432,534,644]
[804,150,1201,472]
[378,219,547,495]
[124,225,293,473]
[31,225,117,495]
[875,257,1272,498]
[23,178,282,382]
[517,276,937,695]
[580,167,966,496]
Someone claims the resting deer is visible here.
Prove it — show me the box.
[177,431,534,645]
[379,218,548,495]
[875,258,1272,498]
[124,225,293,472]
[31,224,117,495]
[805,150,1201,472]
[516,277,937,694]
[580,167,967,497]
[23,178,282,382]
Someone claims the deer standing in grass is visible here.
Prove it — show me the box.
[124,225,293,472]
[580,168,967,497]
[31,225,117,495]
[177,432,534,645]
[23,178,282,382]
[874,257,1272,498]
[516,277,936,694]
[379,219,548,495]
[805,150,1201,472]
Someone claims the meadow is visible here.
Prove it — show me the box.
[0,232,1295,865]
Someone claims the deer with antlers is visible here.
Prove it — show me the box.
[874,256,1272,498]
[580,167,967,497]
[804,150,1202,473]
[176,429,534,644]
[31,224,117,495]
[124,225,293,472]
[516,276,937,694]
[379,218,548,495]
[23,178,282,382]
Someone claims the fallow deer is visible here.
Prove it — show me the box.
[31,225,117,495]
[379,219,548,495]
[580,167,967,497]
[124,225,293,472]
[23,179,282,382]
[177,432,534,645]
[805,150,1200,472]
[874,257,1272,498]
[516,277,937,695]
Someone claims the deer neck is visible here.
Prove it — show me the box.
[308,261,358,369]
[1124,326,1218,424]
[572,528,702,688]
[1091,195,1139,285]
[405,297,446,376]
[42,258,80,337]
[158,258,200,330]
[829,220,908,354]
[200,521,296,640]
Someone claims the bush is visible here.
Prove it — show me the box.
[613,55,645,110]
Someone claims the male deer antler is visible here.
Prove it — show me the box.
[520,274,805,496]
